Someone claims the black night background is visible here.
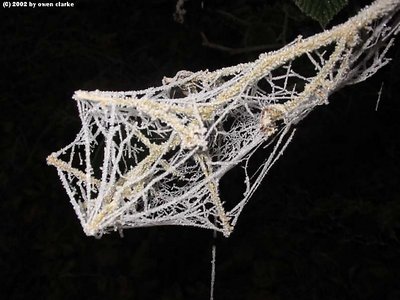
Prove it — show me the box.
[2,0,400,299]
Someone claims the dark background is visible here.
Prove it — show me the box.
[2,0,400,299]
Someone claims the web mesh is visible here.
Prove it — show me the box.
[47,0,400,237]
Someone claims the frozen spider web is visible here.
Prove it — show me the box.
[47,0,400,238]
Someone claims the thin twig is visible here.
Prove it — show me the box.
[200,32,281,55]
[214,9,249,27]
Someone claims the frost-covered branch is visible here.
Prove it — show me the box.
[47,0,400,238]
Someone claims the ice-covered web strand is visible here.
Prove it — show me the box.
[47,0,400,238]
[210,230,216,300]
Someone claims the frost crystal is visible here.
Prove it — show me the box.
[47,0,400,237]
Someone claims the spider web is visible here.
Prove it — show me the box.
[47,0,400,238]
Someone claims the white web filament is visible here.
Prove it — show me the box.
[47,0,400,238]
